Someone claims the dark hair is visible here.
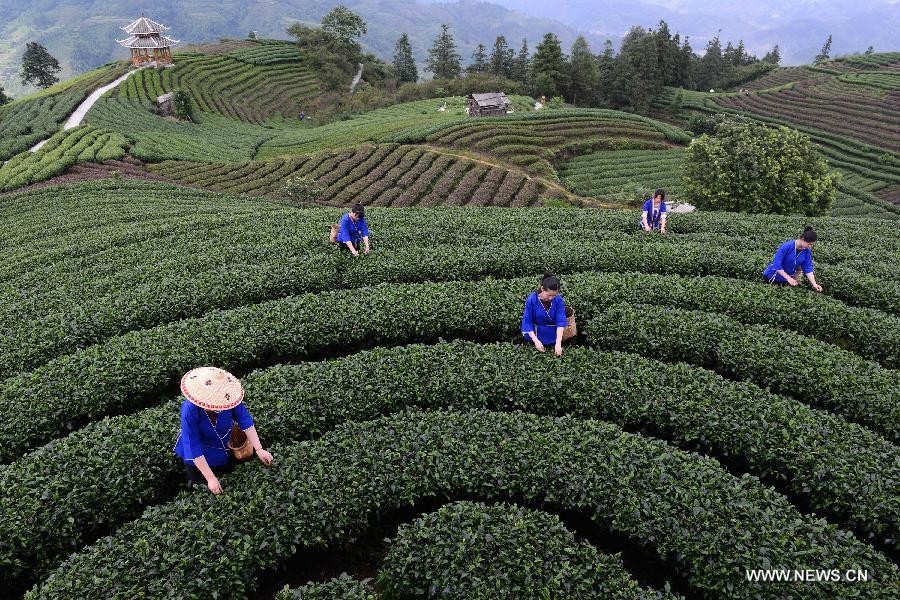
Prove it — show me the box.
[351,204,365,217]
[654,189,666,200]
[540,273,560,291]
[801,225,817,243]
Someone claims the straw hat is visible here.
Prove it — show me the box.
[180,367,244,411]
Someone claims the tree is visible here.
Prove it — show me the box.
[248,31,258,40]
[674,36,696,89]
[567,36,598,106]
[512,38,530,85]
[612,27,660,113]
[698,33,725,91]
[531,33,568,97]
[814,35,832,64]
[321,5,367,53]
[0,84,9,106]
[762,45,781,65]
[489,35,514,79]
[651,21,680,85]
[20,42,61,89]
[467,43,488,74]
[683,118,836,215]
[865,46,875,55]
[172,90,193,121]
[596,39,616,106]
[426,24,462,80]
[393,33,418,83]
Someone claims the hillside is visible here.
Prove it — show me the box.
[1,28,899,600]
[0,0,605,98]
[647,51,900,219]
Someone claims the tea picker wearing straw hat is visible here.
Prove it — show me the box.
[174,367,274,495]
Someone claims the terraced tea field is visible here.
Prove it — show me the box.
[1,178,898,598]
[148,144,560,207]
[558,148,686,200]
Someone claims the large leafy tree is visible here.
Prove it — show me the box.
[393,33,418,83]
[20,42,61,89]
[531,33,567,97]
[612,27,660,113]
[567,36,598,106]
[0,84,10,105]
[426,24,462,80]
[684,118,837,215]
[321,5,367,53]
[467,43,488,74]
[489,35,514,79]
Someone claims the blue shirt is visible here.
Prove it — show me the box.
[763,240,814,282]
[521,292,568,345]
[642,199,667,229]
[336,213,369,244]
[173,401,254,467]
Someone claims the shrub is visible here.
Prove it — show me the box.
[171,89,193,121]
[683,118,838,215]
[282,175,326,204]
[377,501,670,599]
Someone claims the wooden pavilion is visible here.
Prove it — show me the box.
[117,15,179,66]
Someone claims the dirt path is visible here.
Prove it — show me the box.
[29,68,141,153]
[349,63,364,94]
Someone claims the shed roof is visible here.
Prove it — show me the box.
[157,92,175,103]
[468,92,511,108]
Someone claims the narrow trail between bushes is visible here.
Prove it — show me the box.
[28,68,142,153]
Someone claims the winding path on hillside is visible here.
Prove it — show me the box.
[349,62,364,94]
[28,68,141,153]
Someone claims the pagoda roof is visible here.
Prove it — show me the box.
[122,15,170,35]
[117,35,179,49]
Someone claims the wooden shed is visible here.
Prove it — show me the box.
[467,92,511,117]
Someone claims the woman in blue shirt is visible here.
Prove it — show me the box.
[762,225,823,292]
[521,273,569,357]
[336,203,371,257]
[641,189,667,234]
[174,366,274,494]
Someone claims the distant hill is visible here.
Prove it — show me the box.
[0,0,607,97]
[455,0,900,65]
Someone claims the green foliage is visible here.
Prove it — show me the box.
[392,33,418,84]
[171,89,192,121]
[559,149,686,201]
[378,501,668,598]
[26,409,899,599]
[20,42,61,89]
[0,62,130,161]
[321,4,368,54]
[489,35,514,79]
[567,36,598,106]
[3,336,898,588]
[686,112,728,136]
[684,118,837,214]
[0,126,128,191]
[278,574,375,599]
[426,24,462,80]
[530,33,567,97]
[282,174,325,204]
[0,84,9,105]
[467,43,489,74]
